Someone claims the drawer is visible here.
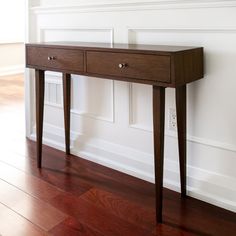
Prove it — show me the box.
[26,46,84,72]
[86,51,171,83]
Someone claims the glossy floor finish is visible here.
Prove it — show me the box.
[0,74,235,236]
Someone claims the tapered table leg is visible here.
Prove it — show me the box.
[153,86,165,223]
[35,69,45,168]
[63,73,71,155]
[176,85,187,197]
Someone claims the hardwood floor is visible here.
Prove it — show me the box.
[0,74,235,235]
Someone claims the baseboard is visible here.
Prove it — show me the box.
[30,123,236,213]
[0,65,24,77]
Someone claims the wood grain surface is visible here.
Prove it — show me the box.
[0,74,235,236]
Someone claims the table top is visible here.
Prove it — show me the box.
[26,42,201,54]
[26,42,204,87]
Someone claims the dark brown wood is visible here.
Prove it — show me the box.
[0,179,67,231]
[26,42,201,54]
[50,217,105,236]
[35,69,45,168]
[176,85,187,197]
[26,42,204,224]
[80,188,156,230]
[0,74,236,236]
[27,47,84,72]
[0,162,62,202]
[26,42,204,87]
[172,48,204,86]
[1,137,236,236]
[4,75,236,236]
[86,51,171,82]
[63,73,71,155]
[153,86,165,223]
[49,192,151,236]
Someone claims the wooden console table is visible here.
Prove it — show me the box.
[25,42,204,223]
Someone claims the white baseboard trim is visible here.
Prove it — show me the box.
[0,65,24,77]
[30,123,236,212]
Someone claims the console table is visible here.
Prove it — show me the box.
[25,42,204,223]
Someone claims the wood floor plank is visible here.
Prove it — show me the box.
[151,223,198,236]
[80,187,156,230]
[161,193,236,236]
[0,203,46,236]
[49,217,105,236]
[5,136,155,205]
[0,151,33,174]
[0,146,92,197]
[0,161,63,201]
[48,192,153,236]
[61,153,156,207]
[0,179,67,231]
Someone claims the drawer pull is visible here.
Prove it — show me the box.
[118,63,127,69]
[48,56,56,61]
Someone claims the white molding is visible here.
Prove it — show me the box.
[70,77,115,123]
[44,72,115,123]
[71,108,115,123]
[38,27,114,44]
[43,104,115,123]
[127,27,236,45]
[166,130,236,153]
[128,27,236,33]
[127,27,236,153]
[29,124,236,212]
[0,42,24,45]
[31,0,236,14]
[45,71,62,85]
[34,27,115,123]
[128,83,153,132]
[41,25,236,153]
[0,65,24,77]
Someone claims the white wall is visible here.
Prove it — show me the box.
[0,43,24,76]
[0,1,24,43]
[26,0,236,212]
[0,1,25,76]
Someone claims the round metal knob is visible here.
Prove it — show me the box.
[48,56,56,61]
[118,63,127,69]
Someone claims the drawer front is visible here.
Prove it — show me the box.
[26,47,84,72]
[86,51,171,83]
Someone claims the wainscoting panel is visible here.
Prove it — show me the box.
[26,0,236,212]
[128,28,236,149]
[40,28,115,122]
[129,83,153,132]
[38,28,113,43]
